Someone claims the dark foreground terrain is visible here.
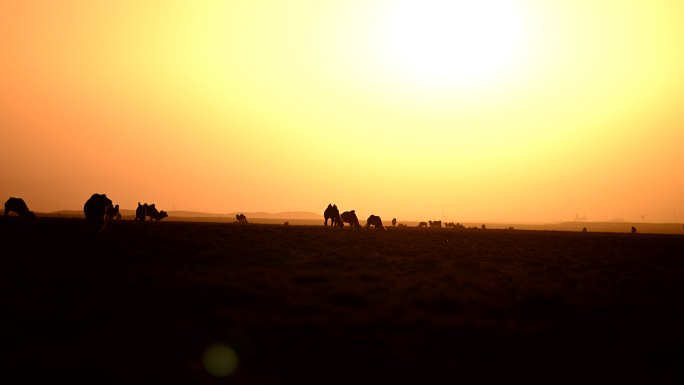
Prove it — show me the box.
[2,217,684,384]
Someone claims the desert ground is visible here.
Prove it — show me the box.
[2,216,683,384]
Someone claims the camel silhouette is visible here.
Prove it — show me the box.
[341,210,361,229]
[149,209,168,222]
[4,197,36,220]
[144,204,165,222]
[365,214,384,230]
[324,204,343,227]
[105,204,120,223]
[135,202,148,222]
[236,213,248,223]
[83,193,112,232]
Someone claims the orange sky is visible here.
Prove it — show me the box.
[2,0,683,223]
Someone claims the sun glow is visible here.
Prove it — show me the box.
[374,0,529,89]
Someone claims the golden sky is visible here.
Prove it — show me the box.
[2,0,683,223]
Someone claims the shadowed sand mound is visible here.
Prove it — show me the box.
[1,216,683,384]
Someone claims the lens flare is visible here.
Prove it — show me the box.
[203,343,238,377]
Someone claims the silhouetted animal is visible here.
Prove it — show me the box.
[429,220,442,228]
[236,213,248,223]
[83,193,112,232]
[631,226,637,234]
[144,204,166,222]
[392,218,397,227]
[135,202,148,222]
[324,204,343,227]
[105,204,120,223]
[340,210,361,229]
[418,222,427,227]
[149,209,168,222]
[4,197,36,220]
[365,214,384,229]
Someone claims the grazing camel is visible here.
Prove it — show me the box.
[83,193,112,232]
[324,204,343,227]
[236,213,248,223]
[429,220,442,228]
[340,210,361,229]
[144,204,167,222]
[418,222,428,228]
[365,214,384,230]
[4,197,36,220]
[149,209,168,222]
[105,204,120,223]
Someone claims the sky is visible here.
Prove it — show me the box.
[2,0,683,223]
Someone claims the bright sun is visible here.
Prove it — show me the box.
[375,0,528,89]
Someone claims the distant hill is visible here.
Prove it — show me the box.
[226,211,323,220]
[163,211,322,220]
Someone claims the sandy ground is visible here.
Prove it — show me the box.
[2,216,683,384]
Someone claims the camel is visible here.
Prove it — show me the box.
[4,197,36,220]
[392,218,397,227]
[135,202,148,222]
[105,204,120,223]
[83,193,112,232]
[365,214,384,229]
[149,209,168,222]
[340,210,361,229]
[429,220,442,228]
[418,222,428,227]
[144,204,166,222]
[236,213,248,223]
[324,204,343,227]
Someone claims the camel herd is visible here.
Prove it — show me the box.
[322,204,466,230]
[2,196,493,232]
[8,196,657,234]
[3,194,169,232]
[324,204,385,229]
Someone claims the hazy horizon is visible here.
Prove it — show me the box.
[2,1,683,224]
[8,206,684,227]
